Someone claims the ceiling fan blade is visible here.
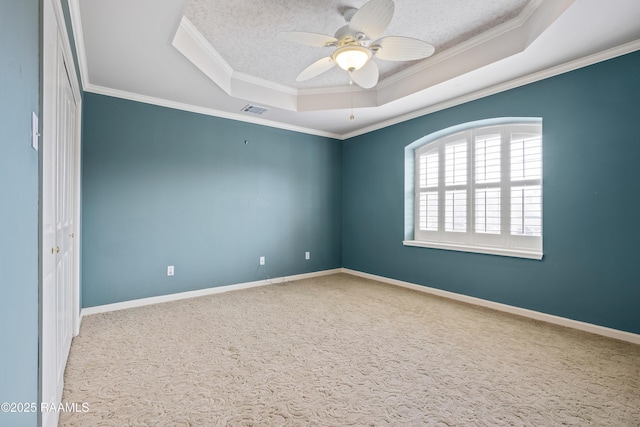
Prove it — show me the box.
[349,0,394,40]
[372,36,435,61]
[278,31,338,47]
[350,60,379,89]
[296,57,336,81]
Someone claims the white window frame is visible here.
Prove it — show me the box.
[404,120,543,260]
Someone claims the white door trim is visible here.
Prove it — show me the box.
[41,1,82,426]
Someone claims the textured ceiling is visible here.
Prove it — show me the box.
[185,0,530,89]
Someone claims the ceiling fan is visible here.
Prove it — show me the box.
[278,0,435,89]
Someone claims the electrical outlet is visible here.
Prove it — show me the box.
[167,265,174,276]
[305,251,310,260]
[259,256,265,266]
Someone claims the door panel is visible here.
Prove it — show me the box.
[42,1,79,425]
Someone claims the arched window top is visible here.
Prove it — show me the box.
[407,117,542,151]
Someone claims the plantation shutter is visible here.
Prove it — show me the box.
[417,148,439,233]
[409,121,542,259]
[510,133,542,236]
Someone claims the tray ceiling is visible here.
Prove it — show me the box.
[184,0,530,89]
[68,0,640,138]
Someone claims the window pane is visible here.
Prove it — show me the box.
[419,150,438,188]
[511,134,541,181]
[511,185,542,236]
[419,191,438,231]
[475,188,501,234]
[445,141,467,185]
[445,190,466,232]
[475,134,501,184]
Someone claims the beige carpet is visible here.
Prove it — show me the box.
[60,274,640,426]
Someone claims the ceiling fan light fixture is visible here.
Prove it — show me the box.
[332,46,371,72]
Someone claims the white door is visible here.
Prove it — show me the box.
[42,0,80,425]
[54,42,76,381]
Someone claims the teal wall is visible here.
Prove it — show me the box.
[342,51,640,335]
[0,0,40,426]
[81,94,342,307]
[82,52,640,335]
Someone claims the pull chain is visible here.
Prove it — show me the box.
[349,92,355,121]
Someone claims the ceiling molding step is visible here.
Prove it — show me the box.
[231,71,298,111]
[84,83,343,140]
[342,39,640,140]
[297,89,378,112]
[375,0,574,105]
[174,16,302,112]
[179,16,233,76]
[232,71,298,96]
[171,0,575,114]
[297,84,361,96]
[521,0,575,46]
[296,85,378,112]
[378,2,539,89]
[381,0,573,90]
[173,16,233,93]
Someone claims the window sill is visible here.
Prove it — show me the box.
[403,240,543,260]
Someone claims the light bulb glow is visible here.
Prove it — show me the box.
[332,46,371,72]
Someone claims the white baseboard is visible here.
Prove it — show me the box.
[81,268,342,317]
[341,268,640,345]
[80,267,639,346]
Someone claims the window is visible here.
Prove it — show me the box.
[405,120,542,259]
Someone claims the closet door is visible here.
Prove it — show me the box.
[42,0,79,425]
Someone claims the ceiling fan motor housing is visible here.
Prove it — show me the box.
[334,25,364,44]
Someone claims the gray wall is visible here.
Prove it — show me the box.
[0,1,40,426]
[342,51,640,334]
[81,94,342,307]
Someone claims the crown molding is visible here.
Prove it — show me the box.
[341,39,640,140]
[84,39,640,141]
[84,83,342,139]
